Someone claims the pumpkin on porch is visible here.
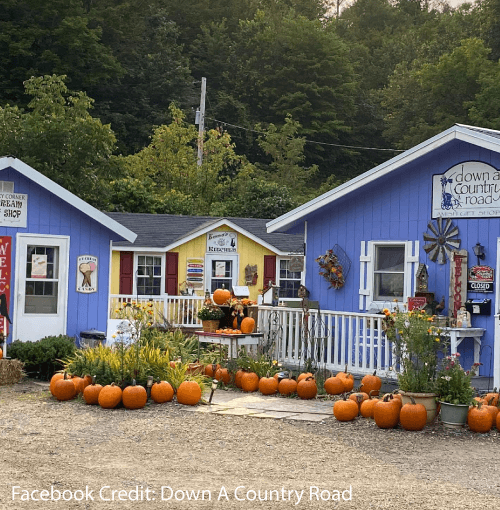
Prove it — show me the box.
[213,288,231,305]
[240,317,255,334]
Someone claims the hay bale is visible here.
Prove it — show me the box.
[0,359,25,385]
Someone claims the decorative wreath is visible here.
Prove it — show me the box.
[315,249,345,289]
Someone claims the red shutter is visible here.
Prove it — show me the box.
[165,252,179,295]
[119,251,134,295]
[263,255,276,287]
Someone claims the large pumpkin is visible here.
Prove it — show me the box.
[241,372,259,392]
[259,376,278,396]
[399,396,427,431]
[49,372,66,396]
[213,288,231,305]
[333,395,359,422]
[278,376,297,396]
[98,383,123,409]
[177,381,202,406]
[324,376,344,395]
[122,380,148,410]
[373,394,400,429]
[359,371,382,396]
[297,376,317,400]
[215,367,231,385]
[151,381,174,403]
[468,403,493,433]
[240,317,255,334]
[53,372,77,401]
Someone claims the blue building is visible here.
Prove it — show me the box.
[0,157,136,349]
[267,124,500,387]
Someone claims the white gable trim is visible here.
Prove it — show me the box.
[163,218,292,255]
[0,157,137,243]
[267,124,500,233]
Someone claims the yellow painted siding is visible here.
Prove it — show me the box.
[110,251,121,294]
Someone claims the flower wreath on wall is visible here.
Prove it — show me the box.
[315,245,351,290]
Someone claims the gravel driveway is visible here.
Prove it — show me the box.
[1,380,500,510]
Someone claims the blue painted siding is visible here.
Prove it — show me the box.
[1,167,122,343]
[299,140,500,376]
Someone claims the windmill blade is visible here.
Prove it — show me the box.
[427,244,440,261]
[423,233,437,243]
[423,242,438,253]
[445,239,461,250]
[446,225,459,238]
[427,221,439,236]
[437,216,443,235]
[442,218,453,235]
[437,246,447,264]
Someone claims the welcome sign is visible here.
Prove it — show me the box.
[432,162,500,218]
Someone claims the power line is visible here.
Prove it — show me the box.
[205,115,405,152]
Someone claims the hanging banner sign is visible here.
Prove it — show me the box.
[31,254,47,278]
[449,250,468,319]
[186,258,204,289]
[0,193,27,227]
[76,255,98,293]
[0,236,12,336]
[468,265,494,292]
[207,231,237,253]
[432,162,500,218]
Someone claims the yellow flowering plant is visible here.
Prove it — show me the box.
[383,308,449,393]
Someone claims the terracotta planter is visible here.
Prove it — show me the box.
[439,401,470,428]
[202,320,219,333]
[400,391,438,423]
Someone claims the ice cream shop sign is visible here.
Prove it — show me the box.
[433,162,500,218]
[76,255,98,293]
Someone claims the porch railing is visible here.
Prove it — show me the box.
[108,296,397,378]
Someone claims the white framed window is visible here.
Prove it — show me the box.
[278,258,303,299]
[359,240,419,311]
[136,254,163,295]
[205,254,239,293]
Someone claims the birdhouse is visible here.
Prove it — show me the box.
[416,263,429,292]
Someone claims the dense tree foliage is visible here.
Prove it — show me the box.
[2,0,500,217]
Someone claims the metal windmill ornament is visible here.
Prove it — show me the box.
[423,217,460,264]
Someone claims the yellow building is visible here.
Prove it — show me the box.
[107,213,304,302]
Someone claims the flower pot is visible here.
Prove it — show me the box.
[202,320,219,333]
[439,401,470,429]
[400,391,438,423]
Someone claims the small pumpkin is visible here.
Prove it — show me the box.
[215,367,231,385]
[468,402,493,433]
[333,394,359,422]
[0,347,3,359]
[177,380,202,406]
[359,370,382,396]
[49,372,65,396]
[259,375,279,396]
[122,380,148,410]
[98,382,123,409]
[151,380,174,403]
[278,374,297,396]
[240,317,255,334]
[359,392,380,419]
[297,372,313,383]
[234,369,246,389]
[297,376,317,400]
[483,392,499,407]
[213,288,231,305]
[241,372,259,392]
[336,366,354,392]
[53,372,77,401]
[399,396,427,431]
[205,363,221,378]
[373,394,400,429]
[324,375,345,395]
[83,376,103,405]
[484,397,500,423]
[72,376,85,395]
[349,392,369,411]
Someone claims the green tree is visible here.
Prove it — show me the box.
[0,75,118,203]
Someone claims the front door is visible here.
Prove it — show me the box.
[13,234,69,341]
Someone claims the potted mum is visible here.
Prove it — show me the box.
[197,304,225,332]
[436,353,479,428]
[383,307,449,423]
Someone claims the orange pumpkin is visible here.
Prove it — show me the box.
[297,372,313,383]
[177,381,202,406]
[215,367,231,385]
[213,288,231,305]
[324,376,345,395]
[297,376,317,400]
[49,372,65,396]
[359,371,382,396]
[98,383,123,409]
[360,393,380,418]
[496,411,500,431]
[483,393,499,407]
[468,403,493,433]
[53,372,77,401]
[234,369,245,389]
[72,376,85,395]
[349,392,369,410]
[82,376,103,405]
[399,396,427,431]
[278,376,297,396]
[205,363,220,378]
[0,347,3,359]
[259,376,279,396]
[373,394,400,429]
[333,395,359,422]
[122,380,148,410]
[241,372,259,392]
[240,317,255,334]
[151,381,174,403]
[336,367,354,392]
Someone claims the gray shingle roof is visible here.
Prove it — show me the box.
[105,212,304,254]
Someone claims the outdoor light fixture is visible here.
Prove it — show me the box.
[473,242,486,265]
[146,376,154,398]
[208,378,219,404]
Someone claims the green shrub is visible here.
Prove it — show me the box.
[8,335,77,380]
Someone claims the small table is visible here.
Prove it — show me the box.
[441,327,485,365]
[195,332,263,359]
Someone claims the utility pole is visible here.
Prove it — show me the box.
[196,77,206,166]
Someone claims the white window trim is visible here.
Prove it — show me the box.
[205,253,239,292]
[360,240,419,312]
[277,256,305,301]
[133,252,165,297]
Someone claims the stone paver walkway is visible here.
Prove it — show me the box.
[187,389,335,422]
